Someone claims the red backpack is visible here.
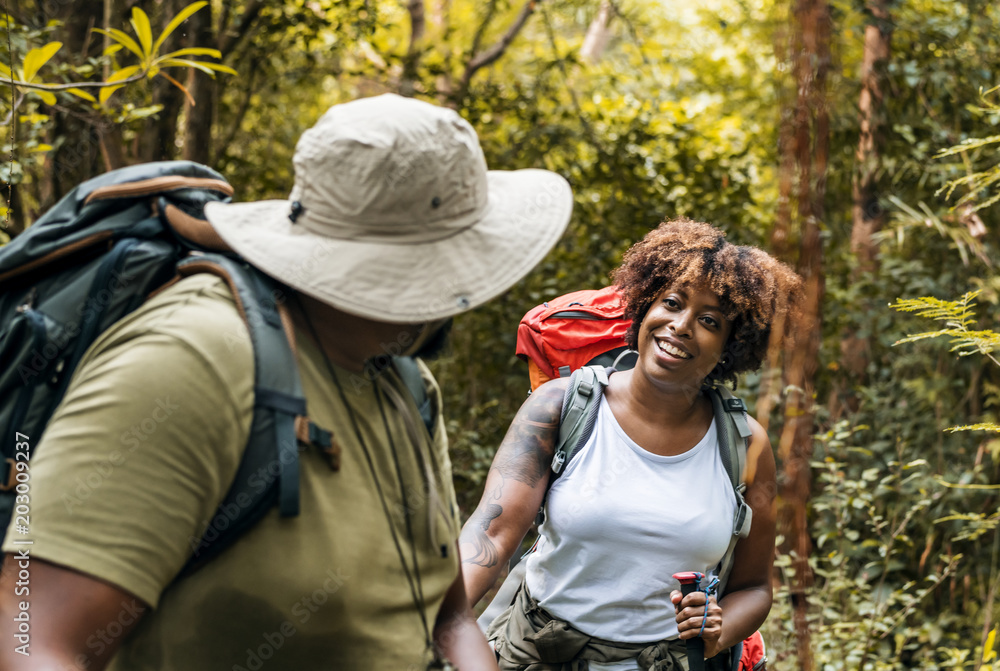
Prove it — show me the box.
[512,286,769,671]
[515,286,633,390]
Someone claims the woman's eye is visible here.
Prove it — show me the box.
[664,298,679,308]
[702,316,719,328]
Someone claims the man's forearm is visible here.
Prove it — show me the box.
[433,609,497,670]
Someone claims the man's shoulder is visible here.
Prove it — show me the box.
[100,273,254,365]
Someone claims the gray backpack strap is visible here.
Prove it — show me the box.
[393,356,434,436]
[707,385,754,595]
[551,365,609,477]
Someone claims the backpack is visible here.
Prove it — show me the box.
[479,287,763,671]
[0,161,430,577]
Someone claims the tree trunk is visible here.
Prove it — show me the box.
[771,3,831,671]
[138,0,187,163]
[850,1,892,275]
[580,0,615,65]
[840,1,893,385]
[182,3,217,164]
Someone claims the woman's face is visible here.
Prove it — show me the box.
[635,282,731,390]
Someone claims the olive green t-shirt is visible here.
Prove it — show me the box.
[2,275,461,670]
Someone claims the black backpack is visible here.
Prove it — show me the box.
[0,161,429,575]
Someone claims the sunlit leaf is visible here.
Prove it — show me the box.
[103,44,124,57]
[22,41,62,82]
[130,7,153,58]
[106,65,141,84]
[99,84,125,105]
[65,87,96,102]
[158,58,217,77]
[159,47,222,60]
[92,28,143,61]
[35,90,56,106]
[152,1,209,55]
[30,144,53,152]
[0,61,11,79]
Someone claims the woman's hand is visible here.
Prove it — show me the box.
[671,589,724,659]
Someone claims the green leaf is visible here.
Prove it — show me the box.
[92,28,145,61]
[65,87,96,102]
[99,84,125,105]
[35,90,56,106]
[106,65,141,84]
[22,41,62,82]
[103,44,124,57]
[158,58,217,77]
[0,60,11,79]
[153,1,209,55]
[159,47,222,60]
[130,7,153,58]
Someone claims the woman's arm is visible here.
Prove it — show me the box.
[459,379,567,607]
[673,415,776,659]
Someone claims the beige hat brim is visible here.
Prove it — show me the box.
[204,169,572,323]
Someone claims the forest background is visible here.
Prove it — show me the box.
[2,0,999,669]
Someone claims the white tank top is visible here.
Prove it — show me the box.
[525,394,737,651]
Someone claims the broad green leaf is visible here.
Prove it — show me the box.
[22,41,62,82]
[159,47,222,60]
[92,28,144,61]
[153,1,209,55]
[65,87,96,102]
[36,90,56,106]
[106,65,141,84]
[986,627,997,662]
[130,7,153,58]
[0,61,11,79]
[99,84,125,105]
[103,44,124,57]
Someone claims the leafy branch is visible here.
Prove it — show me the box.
[934,85,1000,214]
[0,2,236,107]
[890,291,1000,367]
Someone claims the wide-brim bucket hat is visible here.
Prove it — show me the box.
[205,93,573,324]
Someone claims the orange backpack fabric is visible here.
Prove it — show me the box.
[515,286,630,390]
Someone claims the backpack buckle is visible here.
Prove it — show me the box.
[551,451,567,474]
[725,398,746,412]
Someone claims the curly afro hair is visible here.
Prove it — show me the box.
[610,218,803,387]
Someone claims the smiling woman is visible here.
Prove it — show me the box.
[460,218,803,671]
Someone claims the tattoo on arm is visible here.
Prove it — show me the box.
[460,383,565,569]
[461,501,503,568]
[491,383,563,488]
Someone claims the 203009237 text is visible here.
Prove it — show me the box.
[9,432,33,656]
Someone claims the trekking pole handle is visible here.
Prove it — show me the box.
[673,572,705,671]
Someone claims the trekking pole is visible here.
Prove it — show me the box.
[673,571,705,671]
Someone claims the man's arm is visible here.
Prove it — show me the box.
[0,555,147,671]
[458,379,565,607]
[433,559,497,669]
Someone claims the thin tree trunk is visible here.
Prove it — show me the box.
[773,3,831,670]
[850,0,892,275]
[182,2,217,165]
[580,0,615,64]
[840,1,893,384]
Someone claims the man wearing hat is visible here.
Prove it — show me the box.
[0,94,572,670]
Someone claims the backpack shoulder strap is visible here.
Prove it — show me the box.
[707,385,754,595]
[175,254,307,575]
[393,356,435,436]
[551,365,610,479]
